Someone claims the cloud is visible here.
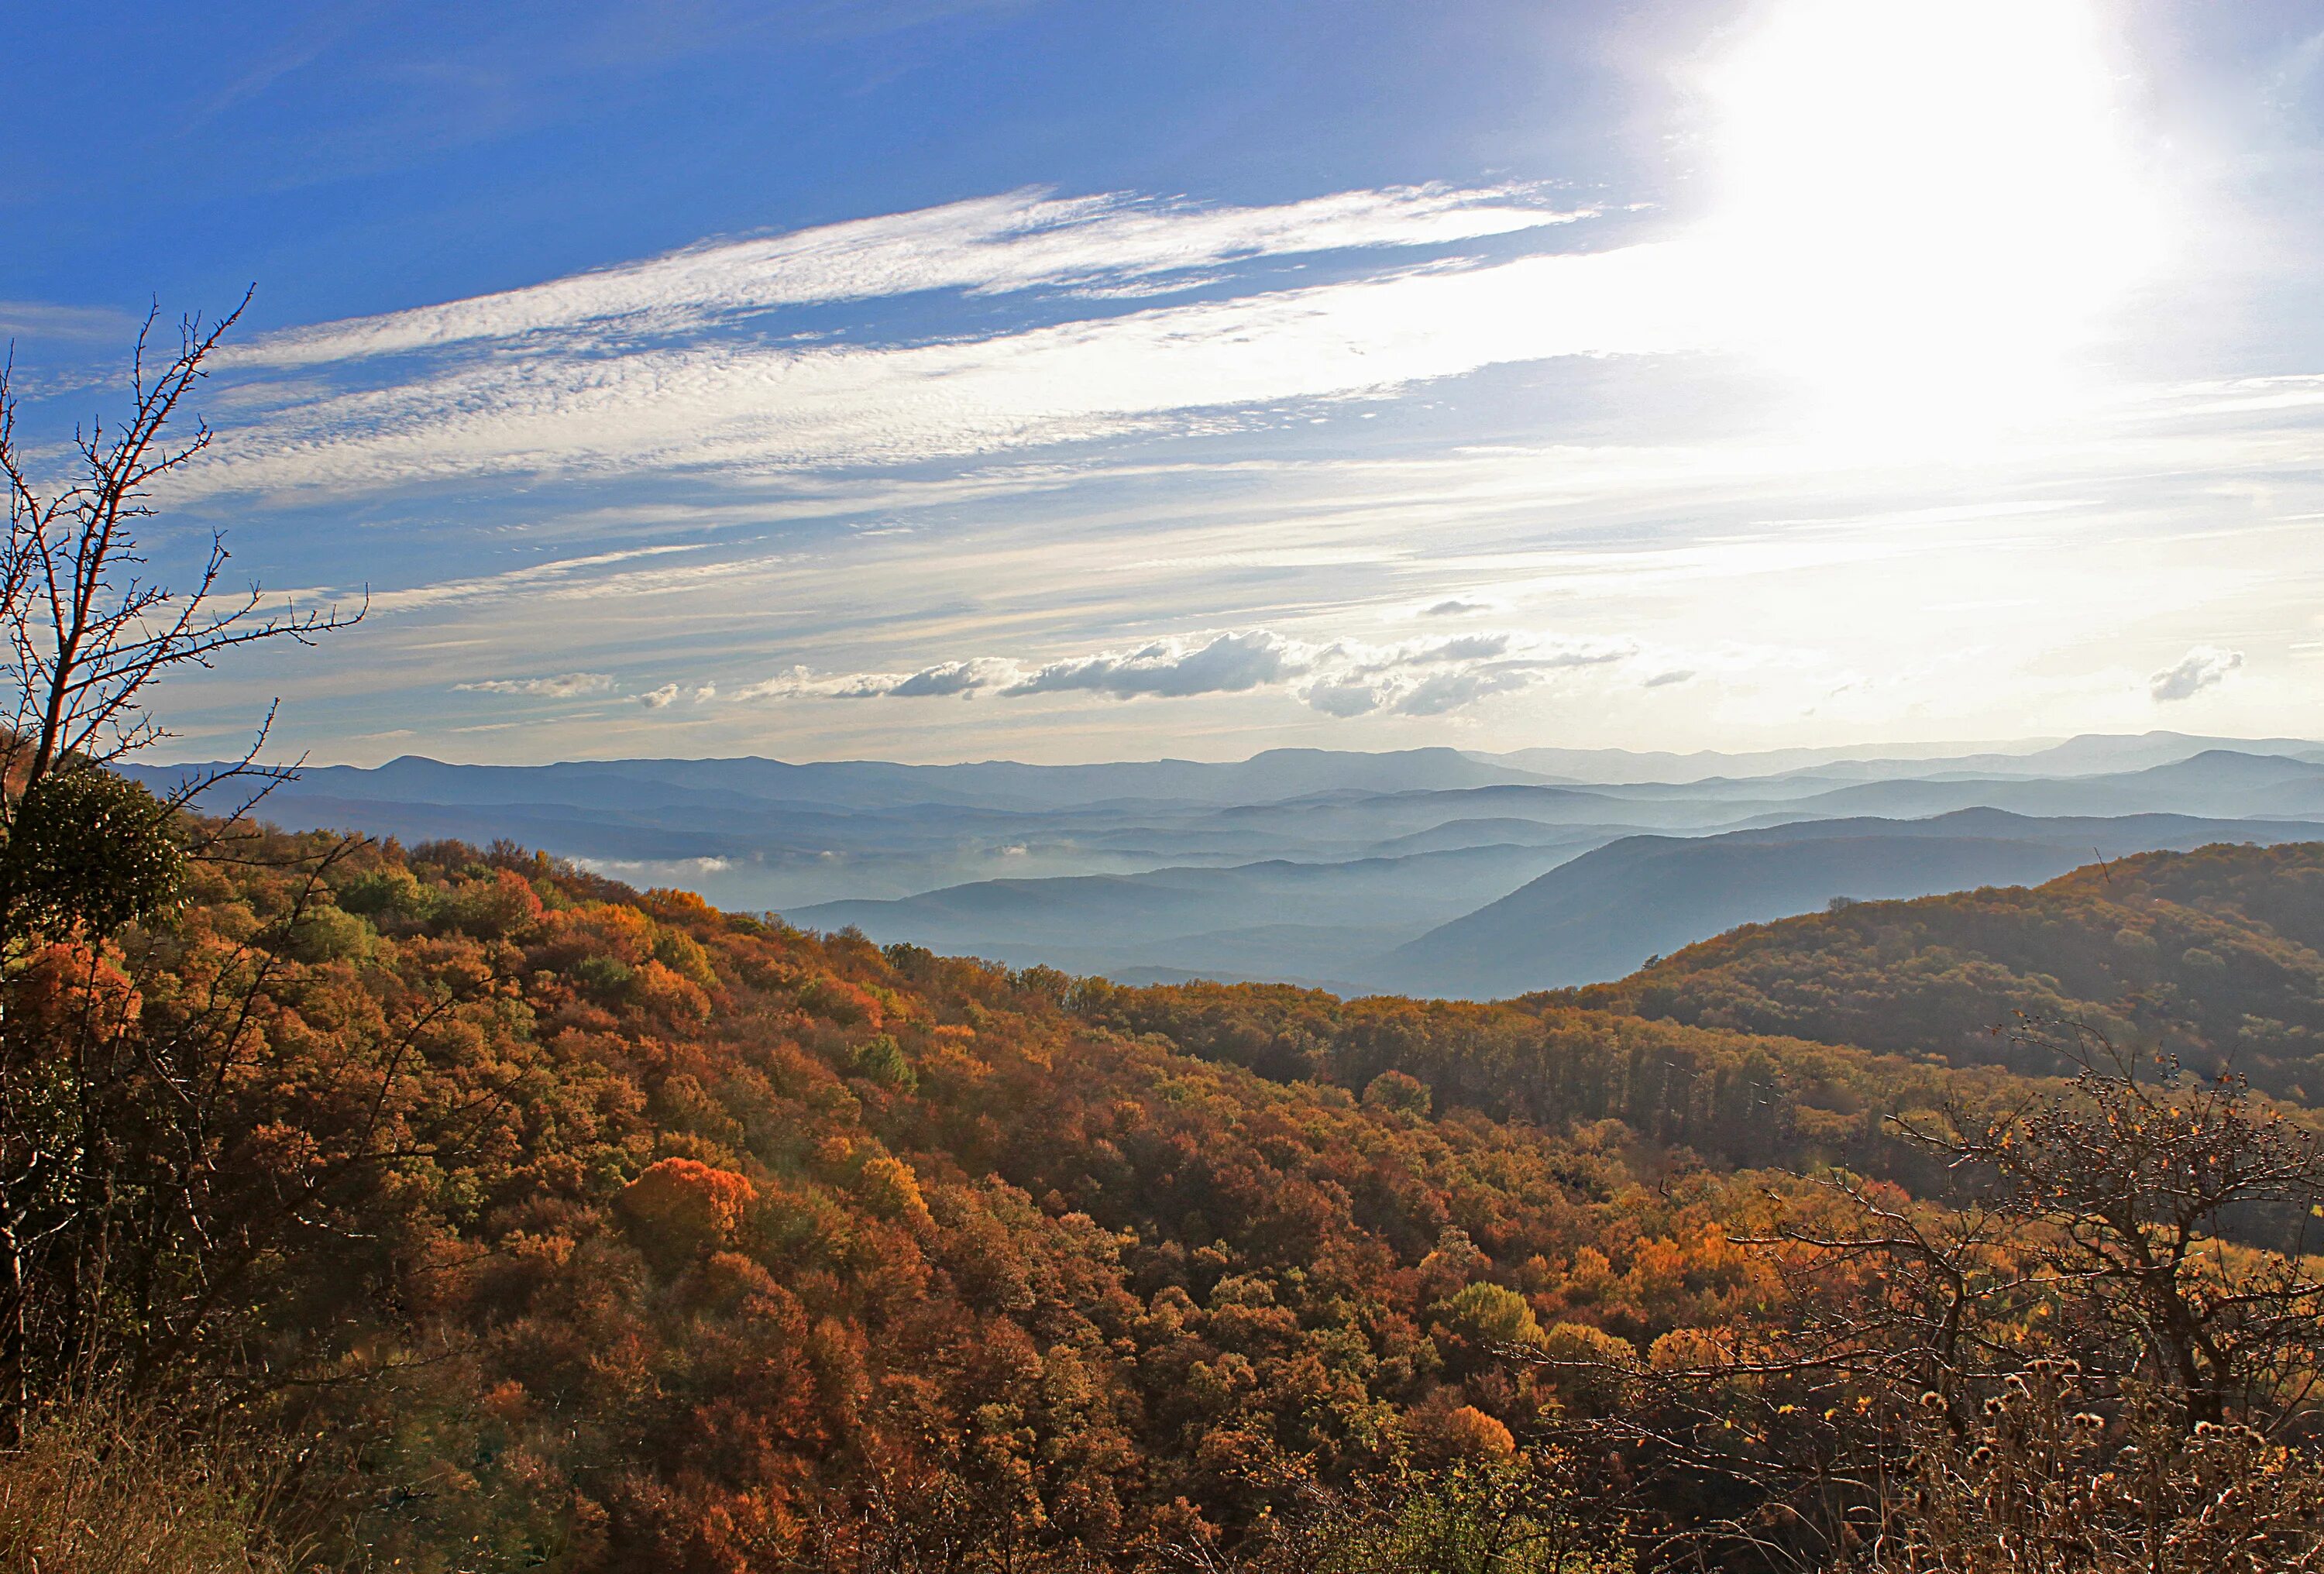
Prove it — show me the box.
[2148,645,2244,702]
[885,657,1021,697]
[1336,638,1631,717]
[635,679,728,709]
[737,627,1635,717]
[454,672,614,697]
[1367,633,1511,665]
[1006,631,1303,699]
[729,668,801,702]
[1643,668,1696,688]
[730,665,925,702]
[231,185,1586,369]
[188,215,1702,500]
[359,543,714,614]
[1302,679,1387,717]
[0,300,144,342]
[1422,597,1495,617]
[1389,665,1549,716]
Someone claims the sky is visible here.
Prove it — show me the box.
[5,0,2324,767]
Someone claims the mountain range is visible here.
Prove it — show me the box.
[128,731,2324,998]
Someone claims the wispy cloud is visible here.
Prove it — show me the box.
[0,300,145,342]
[359,544,716,613]
[193,239,1700,499]
[454,672,615,697]
[231,185,1586,368]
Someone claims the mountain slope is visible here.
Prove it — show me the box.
[1566,838,2324,1098]
[1384,811,2324,999]
[84,813,2084,1569]
[790,839,1590,980]
[43,783,2324,1569]
[1778,750,2324,821]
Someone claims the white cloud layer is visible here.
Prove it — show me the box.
[731,628,1638,718]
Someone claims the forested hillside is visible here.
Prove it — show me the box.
[1569,840,2324,1098]
[0,824,1808,1569]
[12,819,2322,1572]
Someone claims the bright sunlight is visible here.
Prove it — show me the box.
[1695,0,2162,429]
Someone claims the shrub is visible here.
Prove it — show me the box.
[1318,1454,1630,1574]
[1432,1281,1545,1351]
[1362,1069,1432,1117]
[0,767,184,941]
[0,1398,301,1574]
[281,902,373,964]
[1870,1370,2324,1572]
[851,1033,918,1091]
[616,1156,758,1265]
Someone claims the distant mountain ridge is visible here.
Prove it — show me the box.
[1761,750,2324,823]
[134,730,2324,815]
[135,745,1557,816]
[1483,730,2324,785]
[122,734,2324,989]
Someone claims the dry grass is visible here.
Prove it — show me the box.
[0,1398,306,1574]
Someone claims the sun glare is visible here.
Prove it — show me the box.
[1695,0,2161,433]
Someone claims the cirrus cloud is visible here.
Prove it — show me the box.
[232,185,1587,369]
[453,672,614,697]
[182,194,1698,501]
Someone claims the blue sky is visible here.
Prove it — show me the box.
[7,0,2324,765]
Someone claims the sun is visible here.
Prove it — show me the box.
[1692,0,2162,433]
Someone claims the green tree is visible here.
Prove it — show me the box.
[1324,1455,1631,1574]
